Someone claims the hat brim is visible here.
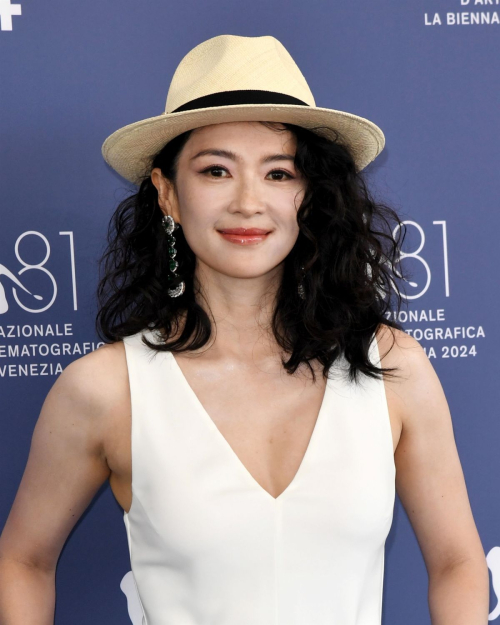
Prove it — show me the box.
[101,103,385,185]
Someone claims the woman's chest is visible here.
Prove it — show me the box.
[106,352,401,513]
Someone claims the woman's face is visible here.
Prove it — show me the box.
[151,121,307,283]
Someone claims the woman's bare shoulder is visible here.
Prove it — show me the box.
[49,341,130,447]
[375,322,426,378]
[63,339,127,375]
[52,340,130,425]
[0,341,131,570]
[375,322,449,429]
[373,332,482,579]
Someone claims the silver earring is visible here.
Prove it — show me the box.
[298,265,306,300]
[162,215,186,298]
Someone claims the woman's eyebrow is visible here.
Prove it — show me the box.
[190,149,295,164]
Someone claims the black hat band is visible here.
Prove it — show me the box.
[171,89,309,113]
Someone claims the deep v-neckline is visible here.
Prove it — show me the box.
[167,350,331,503]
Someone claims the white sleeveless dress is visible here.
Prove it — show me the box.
[122,328,396,625]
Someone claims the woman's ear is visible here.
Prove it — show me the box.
[151,167,181,222]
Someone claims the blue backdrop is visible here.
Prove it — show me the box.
[1,0,498,622]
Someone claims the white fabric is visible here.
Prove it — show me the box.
[122,328,396,625]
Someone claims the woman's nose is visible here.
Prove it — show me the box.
[231,177,265,214]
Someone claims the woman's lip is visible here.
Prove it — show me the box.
[217,228,271,235]
[218,231,270,245]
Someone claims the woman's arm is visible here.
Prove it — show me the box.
[378,326,489,625]
[0,343,127,625]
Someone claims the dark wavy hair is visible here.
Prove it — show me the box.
[96,121,408,384]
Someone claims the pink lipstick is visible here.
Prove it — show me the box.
[217,227,271,245]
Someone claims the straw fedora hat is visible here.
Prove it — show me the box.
[101,34,385,185]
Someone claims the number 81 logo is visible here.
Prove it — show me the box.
[0,231,77,314]
[391,220,450,300]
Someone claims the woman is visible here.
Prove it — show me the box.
[0,34,488,624]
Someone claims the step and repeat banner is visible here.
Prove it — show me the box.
[1,1,498,623]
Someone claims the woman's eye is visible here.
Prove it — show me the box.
[267,169,293,181]
[200,166,293,180]
[202,166,227,177]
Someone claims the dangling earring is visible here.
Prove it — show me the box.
[161,215,186,298]
[298,265,306,300]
